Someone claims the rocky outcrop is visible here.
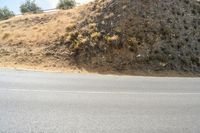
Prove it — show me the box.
[66,0,200,73]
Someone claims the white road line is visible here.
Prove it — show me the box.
[0,89,200,95]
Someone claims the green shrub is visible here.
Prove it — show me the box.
[0,7,15,21]
[20,0,43,14]
[57,0,76,10]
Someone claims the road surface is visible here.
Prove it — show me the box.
[0,69,200,133]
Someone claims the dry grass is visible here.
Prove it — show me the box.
[0,6,86,46]
[0,0,199,76]
[0,5,88,72]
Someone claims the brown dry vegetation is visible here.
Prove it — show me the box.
[0,6,88,71]
[0,0,200,76]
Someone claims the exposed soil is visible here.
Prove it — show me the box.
[0,0,200,76]
[0,6,85,71]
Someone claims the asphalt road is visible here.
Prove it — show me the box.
[0,69,200,133]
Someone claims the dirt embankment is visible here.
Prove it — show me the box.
[0,0,200,76]
[0,6,87,72]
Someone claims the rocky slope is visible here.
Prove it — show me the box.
[0,0,199,75]
[65,0,200,73]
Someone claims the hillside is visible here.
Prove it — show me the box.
[0,0,200,75]
[0,6,87,72]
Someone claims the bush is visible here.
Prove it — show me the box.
[20,0,43,14]
[57,0,76,10]
[0,7,15,21]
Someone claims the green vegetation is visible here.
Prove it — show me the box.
[57,0,76,10]
[0,7,15,21]
[20,0,43,14]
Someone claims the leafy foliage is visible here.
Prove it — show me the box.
[20,0,43,14]
[57,0,76,10]
[0,7,15,21]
